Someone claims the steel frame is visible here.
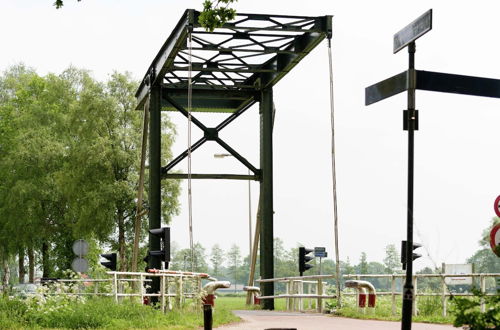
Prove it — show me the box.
[137,9,331,309]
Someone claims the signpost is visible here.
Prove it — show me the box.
[71,239,89,273]
[393,9,432,54]
[490,223,500,257]
[314,247,327,275]
[366,8,500,329]
[494,195,500,218]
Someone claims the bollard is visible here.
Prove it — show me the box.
[203,304,212,330]
[358,292,367,308]
[202,294,215,307]
[368,293,376,308]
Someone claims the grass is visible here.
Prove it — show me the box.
[0,295,240,329]
[335,295,454,324]
[0,293,461,328]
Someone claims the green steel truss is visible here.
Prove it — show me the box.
[137,9,332,309]
[136,9,332,113]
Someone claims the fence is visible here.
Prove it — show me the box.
[343,273,500,316]
[41,270,208,313]
[257,274,336,312]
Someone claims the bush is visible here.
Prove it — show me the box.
[450,285,500,330]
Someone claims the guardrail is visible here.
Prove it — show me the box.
[343,273,500,316]
[256,275,336,312]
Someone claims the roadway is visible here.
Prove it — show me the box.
[217,310,457,329]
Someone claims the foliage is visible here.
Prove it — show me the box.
[0,65,179,276]
[0,294,241,329]
[450,282,500,329]
[358,252,368,274]
[210,244,225,277]
[170,243,208,273]
[383,244,401,274]
[54,0,81,9]
[198,0,238,32]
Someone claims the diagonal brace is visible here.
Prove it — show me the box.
[162,137,207,175]
[161,95,259,176]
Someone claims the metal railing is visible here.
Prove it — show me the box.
[343,273,500,316]
[256,275,336,312]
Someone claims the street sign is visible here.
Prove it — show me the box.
[393,9,432,53]
[494,196,500,218]
[490,223,500,257]
[72,239,89,257]
[314,247,326,257]
[444,264,473,285]
[71,257,89,273]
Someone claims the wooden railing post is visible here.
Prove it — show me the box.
[412,275,417,316]
[441,275,447,317]
[391,275,396,315]
[317,278,323,313]
[113,273,118,303]
[480,274,486,313]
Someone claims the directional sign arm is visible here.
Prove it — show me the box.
[366,70,500,106]
[365,71,408,106]
[416,71,500,99]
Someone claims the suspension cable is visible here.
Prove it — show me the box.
[327,37,342,308]
[187,31,194,272]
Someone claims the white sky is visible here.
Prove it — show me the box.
[2,0,500,271]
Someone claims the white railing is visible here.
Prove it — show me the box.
[343,273,500,316]
[40,270,210,313]
[256,275,336,312]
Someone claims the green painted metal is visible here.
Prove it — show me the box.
[148,83,162,300]
[136,9,331,112]
[260,87,274,310]
[136,9,332,309]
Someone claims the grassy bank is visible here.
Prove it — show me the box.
[0,295,240,329]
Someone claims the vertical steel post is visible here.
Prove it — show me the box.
[260,87,274,310]
[402,41,416,330]
[148,81,162,302]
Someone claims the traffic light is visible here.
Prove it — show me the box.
[149,227,170,264]
[101,253,117,271]
[299,247,314,276]
[401,240,422,270]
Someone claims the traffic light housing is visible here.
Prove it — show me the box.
[401,240,422,270]
[299,247,314,276]
[149,226,170,264]
[101,253,117,271]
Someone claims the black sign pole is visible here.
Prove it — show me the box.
[402,41,417,330]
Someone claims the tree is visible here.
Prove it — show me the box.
[53,0,239,33]
[383,244,401,274]
[466,218,500,273]
[357,252,368,274]
[210,244,225,277]
[170,243,208,273]
[198,0,238,32]
[0,65,180,278]
[227,244,242,290]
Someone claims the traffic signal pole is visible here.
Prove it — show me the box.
[148,75,162,302]
[402,41,416,330]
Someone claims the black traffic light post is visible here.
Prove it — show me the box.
[299,247,314,276]
[401,240,422,271]
[148,227,171,267]
[101,253,117,271]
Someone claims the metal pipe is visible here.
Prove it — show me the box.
[345,280,377,308]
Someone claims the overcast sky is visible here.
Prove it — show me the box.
[2,0,500,271]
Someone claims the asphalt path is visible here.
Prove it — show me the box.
[217,310,458,329]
